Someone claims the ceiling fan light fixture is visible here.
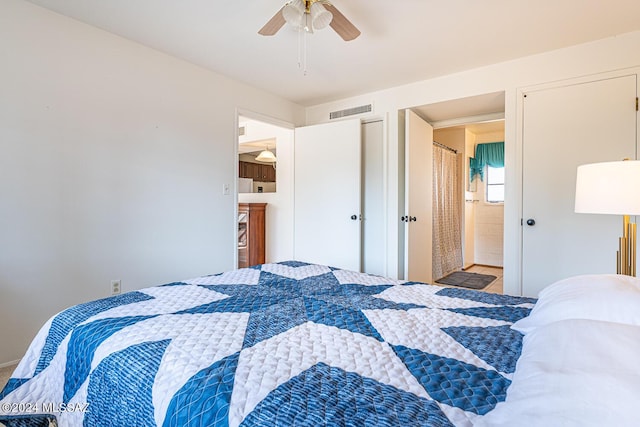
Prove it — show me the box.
[283,0,305,29]
[256,149,277,163]
[259,0,361,74]
[259,0,361,41]
[310,2,333,31]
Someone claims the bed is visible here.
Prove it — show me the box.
[1,261,637,426]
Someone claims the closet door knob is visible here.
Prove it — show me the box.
[526,218,536,226]
[351,215,358,220]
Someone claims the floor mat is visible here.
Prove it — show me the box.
[435,271,496,290]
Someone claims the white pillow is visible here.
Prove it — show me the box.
[512,274,640,334]
[477,319,640,427]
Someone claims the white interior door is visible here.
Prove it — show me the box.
[404,109,433,282]
[294,119,362,270]
[522,74,637,297]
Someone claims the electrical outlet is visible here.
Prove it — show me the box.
[222,183,231,195]
[111,280,121,295]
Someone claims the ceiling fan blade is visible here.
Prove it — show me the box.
[324,3,361,41]
[258,6,286,36]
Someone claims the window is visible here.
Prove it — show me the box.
[486,166,504,203]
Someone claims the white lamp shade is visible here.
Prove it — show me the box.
[575,160,640,215]
[310,2,333,30]
[256,149,277,163]
[283,0,305,28]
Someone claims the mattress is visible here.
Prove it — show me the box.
[0,261,535,426]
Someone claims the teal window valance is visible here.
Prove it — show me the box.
[470,141,504,181]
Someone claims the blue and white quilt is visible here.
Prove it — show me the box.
[0,262,535,427]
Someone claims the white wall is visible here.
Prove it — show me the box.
[0,0,303,365]
[305,31,640,295]
[433,128,465,153]
[237,118,295,263]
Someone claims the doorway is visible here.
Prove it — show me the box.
[236,113,295,265]
[402,91,506,286]
[434,120,506,274]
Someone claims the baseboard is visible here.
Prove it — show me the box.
[0,359,20,369]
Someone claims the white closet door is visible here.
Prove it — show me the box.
[404,110,433,283]
[522,74,637,297]
[294,119,362,271]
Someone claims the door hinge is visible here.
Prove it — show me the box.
[636,97,638,111]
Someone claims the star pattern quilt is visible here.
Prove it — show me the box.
[0,261,535,427]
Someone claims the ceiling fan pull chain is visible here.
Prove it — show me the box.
[297,27,303,69]
[303,27,308,76]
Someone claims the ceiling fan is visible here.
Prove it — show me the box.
[258,0,361,41]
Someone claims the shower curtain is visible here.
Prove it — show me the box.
[432,145,463,280]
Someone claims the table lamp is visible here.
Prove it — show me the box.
[575,160,640,276]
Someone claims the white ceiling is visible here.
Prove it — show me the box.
[238,138,276,155]
[414,91,505,126]
[25,0,640,106]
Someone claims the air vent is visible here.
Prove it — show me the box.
[239,125,246,136]
[329,104,373,120]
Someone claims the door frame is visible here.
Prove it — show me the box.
[399,98,506,283]
[235,109,295,269]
